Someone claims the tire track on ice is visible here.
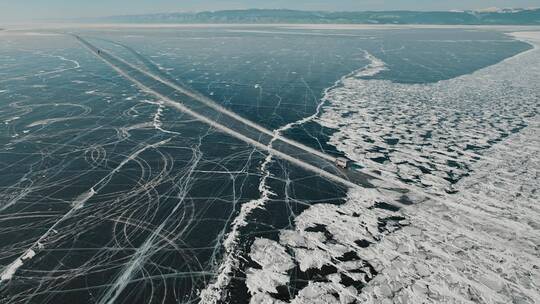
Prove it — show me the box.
[74,35,359,189]
[96,144,201,304]
[0,139,170,284]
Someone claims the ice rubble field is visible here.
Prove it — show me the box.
[246,32,540,304]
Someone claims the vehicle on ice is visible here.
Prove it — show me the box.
[335,157,348,169]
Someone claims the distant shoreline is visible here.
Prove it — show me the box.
[2,23,540,32]
[82,8,540,26]
[4,8,539,27]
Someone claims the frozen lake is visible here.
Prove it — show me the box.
[0,26,538,304]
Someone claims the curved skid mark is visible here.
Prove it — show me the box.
[0,140,170,284]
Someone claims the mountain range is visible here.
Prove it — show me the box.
[90,8,540,25]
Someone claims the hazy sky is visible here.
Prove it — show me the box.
[1,0,538,21]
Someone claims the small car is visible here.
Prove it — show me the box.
[335,157,348,169]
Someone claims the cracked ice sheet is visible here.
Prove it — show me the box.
[0,33,268,304]
[246,32,540,304]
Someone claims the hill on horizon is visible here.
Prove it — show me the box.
[86,8,540,25]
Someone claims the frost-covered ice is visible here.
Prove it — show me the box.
[246,186,409,303]
[318,34,539,195]
[350,116,540,304]
[246,32,540,303]
[0,249,35,282]
[246,239,295,295]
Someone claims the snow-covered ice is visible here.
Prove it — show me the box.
[245,31,540,303]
